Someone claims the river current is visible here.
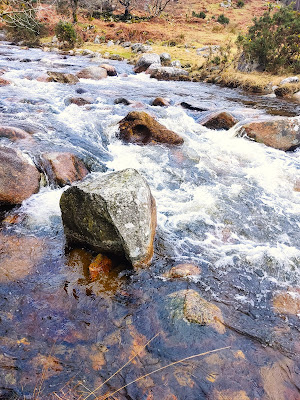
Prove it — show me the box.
[0,42,300,399]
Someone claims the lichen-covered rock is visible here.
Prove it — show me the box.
[0,147,40,205]
[134,54,161,73]
[60,168,157,268]
[40,152,89,187]
[118,111,184,145]
[237,117,300,151]
[47,71,79,84]
[76,66,107,80]
[200,111,238,130]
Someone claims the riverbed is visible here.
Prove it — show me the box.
[0,42,299,400]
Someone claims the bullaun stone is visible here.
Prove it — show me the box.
[0,147,40,205]
[118,111,184,145]
[60,168,157,269]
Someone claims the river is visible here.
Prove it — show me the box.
[0,41,300,400]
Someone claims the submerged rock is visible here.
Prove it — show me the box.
[0,147,40,205]
[40,152,89,187]
[76,66,107,80]
[134,53,161,73]
[0,77,10,86]
[0,126,33,142]
[88,253,113,281]
[165,263,201,278]
[118,111,184,145]
[47,71,79,84]
[237,117,300,151]
[0,233,45,282]
[169,289,225,334]
[66,97,93,106]
[200,111,238,130]
[60,168,157,269]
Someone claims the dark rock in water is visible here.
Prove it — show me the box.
[76,66,107,80]
[180,102,207,112]
[134,54,161,73]
[99,63,117,76]
[47,71,79,84]
[65,97,93,106]
[76,87,87,94]
[20,58,31,63]
[0,147,40,205]
[0,126,33,142]
[114,97,132,105]
[118,111,184,145]
[60,168,157,269]
[40,152,89,187]
[200,111,238,130]
[0,387,21,399]
[237,117,300,151]
[151,97,170,107]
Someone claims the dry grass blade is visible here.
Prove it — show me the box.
[83,331,161,400]
[97,346,231,400]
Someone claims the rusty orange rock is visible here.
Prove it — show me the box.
[88,253,113,281]
[273,290,300,315]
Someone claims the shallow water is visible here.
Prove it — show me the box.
[0,42,300,400]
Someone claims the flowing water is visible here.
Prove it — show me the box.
[0,42,300,400]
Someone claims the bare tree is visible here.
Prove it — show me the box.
[118,0,135,17]
[145,0,172,17]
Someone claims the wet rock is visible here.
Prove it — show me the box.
[134,53,161,73]
[273,290,300,315]
[147,66,190,81]
[66,97,93,106]
[76,66,107,80]
[294,180,300,192]
[237,117,300,151]
[0,126,33,142]
[200,111,238,130]
[40,152,89,187]
[210,389,250,400]
[183,290,225,333]
[60,168,157,268]
[99,63,117,76]
[151,97,170,107]
[118,111,184,145]
[165,263,201,278]
[114,97,132,105]
[76,87,87,94]
[180,102,207,112]
[47,71,79,84]
[0,77,10,86]
[0,233,45,282]
[0,147,40,205]
[88,253,113,280]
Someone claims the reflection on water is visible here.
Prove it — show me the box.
[0,41,299,399]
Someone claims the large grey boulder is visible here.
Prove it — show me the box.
[76,66,107,80]
[60,169,157,268]
[134,54,161,73]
